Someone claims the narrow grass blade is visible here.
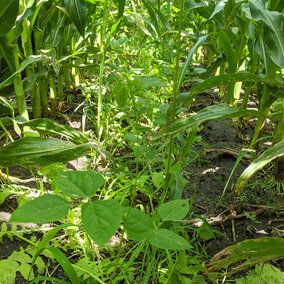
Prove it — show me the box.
[47,247,80,284]
[29,224,76,281]
[178,35,208,90]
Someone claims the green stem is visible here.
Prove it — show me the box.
[40,79,49,116]
[162,0,184,204]
[97,0,113,140]
[9,34,29,120]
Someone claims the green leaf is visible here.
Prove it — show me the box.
[19,263,34,280]
[64,0,86,37]
[0,259,19,283]
[124,208,154,241]
[143,0,160,37]
[208,237,284,273]
[112,82,129,108]
[0,0,19,36]
[0,55,47,89]
[56,171,105,198]
[158,200,189,221]
[178,35,208,91]
[30,223,76,279]
[168,104,265,134]
[10,194,70,223]
[170,171,184,200]
[234,140,284,194]
[47,247,80,284]
[51,16,66,47]
[21,118,88,144]
[152,171,164,189]
[135,76,167,88]
[117,0,126,19]
[182,72,284,106]
[217,31,237,73]
[149,229,192,250]
[249,1,284,68]
[130,0,151,36]
[0,137,94,168]
[82,200,122,248]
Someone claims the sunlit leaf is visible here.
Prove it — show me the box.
[82,200,122,248]
[56,171,105,198]
[124,208,154,241]
[234,140,284,194]
[158,200,189,221]
[168,104,264,134]
[149,229,192,250]
[10,194,70,223]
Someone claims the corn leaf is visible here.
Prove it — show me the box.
[0,137,94,168]
[64,0,86,37]
[21,118,88,144]
[182,72,284,106]
[207,237,284,276]
[0,0,19,36]
[0,55,47,89]
[234,140,284,194]
[167,104,264,134]
[249,0,284,68]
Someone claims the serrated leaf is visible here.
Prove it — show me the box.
[135,76,167,88]
[56,171,105,198]
[0,259,19,283]
[158,200,189,221]
[149,229,192,250]
[35,257,45,274]
[82,200,122,248]
[19,263,34,280]
[0,137,94,168]
[124,208,154,241]
[10,194,70,223]
[9,250,32,264]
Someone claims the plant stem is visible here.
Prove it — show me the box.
[162,0,184,204]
